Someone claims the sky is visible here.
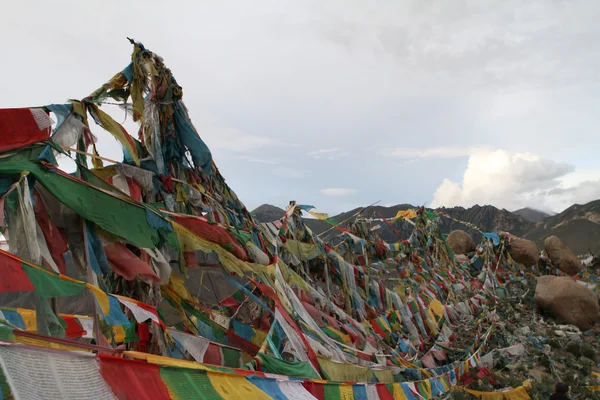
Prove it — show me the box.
[2,0,600,215]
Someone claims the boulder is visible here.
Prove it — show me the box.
[447,230,475,254]
[544,236,583,276]
[534,275,599,331]
[508,238,539,266]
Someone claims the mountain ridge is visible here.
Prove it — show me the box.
[513,207,552,223]
[252,200,600,254]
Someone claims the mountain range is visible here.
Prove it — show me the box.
[251,200,600,255]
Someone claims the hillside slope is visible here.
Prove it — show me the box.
[524,200,600,254]
[513,207,551,223]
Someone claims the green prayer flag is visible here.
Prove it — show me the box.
[322,326,345,342]
[221,347,241,368]
[386,383,395,395]
[227,229,252,245]
[23,265,86,298]
[0,159,178,250]
[425,211,438,220]
[323,383,341,400]
[34,294,66,338]
[257,353,320,379]
[124,319,139,344]
[160,366,224,400]
[0,326,14,342]
[0,368,11,400]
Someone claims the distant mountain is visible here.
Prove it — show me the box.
[524,200,600,255]
[251,200,600,255]
[251,204,286,222]
[435,205,534,238]
[513,207,551,223]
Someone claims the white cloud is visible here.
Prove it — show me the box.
[308,148,339,156]
[273,166,311,179]
[385,146,476,159]
[236,155,277,165]
[2,0,600,212]
[192,115,272,152]
[307,148,350,160]
[320,188,359,197]
[429,148,600,212]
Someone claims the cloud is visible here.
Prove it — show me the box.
[429,148,600,212]
[273,166,312,179]
[384,146,476,159]
[236,155,277,165]
[307,148,350,160]
[2,0,600,213]
[308,148,339,156]
[320,188,360,197]
[192,115,272,152]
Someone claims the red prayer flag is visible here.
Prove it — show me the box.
[375,383,395,400]
[126,177,142,201]
[172,214,249,261]
[99,354,171,400]
[204,343,223,365]
[0,251,34,293]
[219,296,241,309]
[0,108,51,152]
[302,381,325,400]
[225,330,260,355]
[33,189,68,274]
[104,242,160,282]
[183,251,198,267]
[61,315,86,339]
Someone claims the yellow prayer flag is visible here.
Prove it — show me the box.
[392,383,409,400]
[112,325,126,343]
[86,284,111,316]
[16,308,36,331]
[15,335,90,352]
[392,209,417,221]
[339,384,355,400]
[308,211,329,220]
[428,299,444,318]
[208,372,274,400]
[168,272,191,301]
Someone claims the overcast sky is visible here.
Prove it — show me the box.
[2,0,600,214]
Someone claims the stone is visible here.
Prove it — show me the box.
[534,275,599,331]
[447,230,475,255]
[508,238,539,267]
[544,236,583,276]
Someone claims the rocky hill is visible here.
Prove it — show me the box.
[435,204,534,239]
[524,200,600,255]
[513,207,551,223]
[251,204,286,222]
[252,200,600,254]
